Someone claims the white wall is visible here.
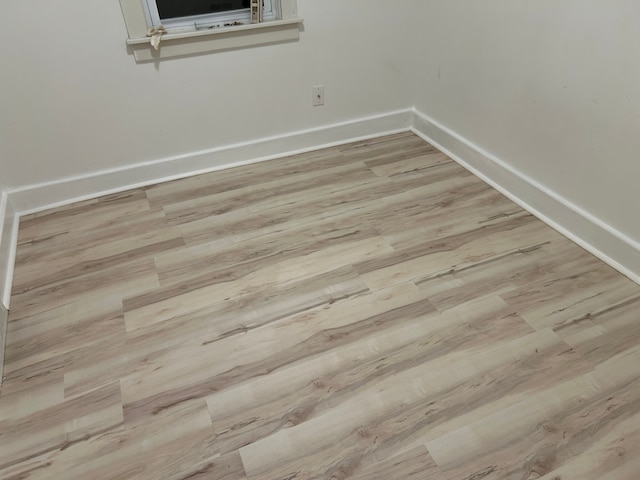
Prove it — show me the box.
[413,0,640,242]
[0,0,418,188]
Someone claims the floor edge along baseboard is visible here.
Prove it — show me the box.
[1,106,639,315]
[410,108,640,286]
[8,109,413,216]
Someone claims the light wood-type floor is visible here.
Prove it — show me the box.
[1,132,640,479]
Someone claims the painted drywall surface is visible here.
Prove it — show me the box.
[413,0,640,241]
[0,1,418,188]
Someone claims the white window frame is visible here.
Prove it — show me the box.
[119,0,302,62]
[143,0,276,32]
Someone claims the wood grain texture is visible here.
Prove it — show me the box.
[1,132,640,479]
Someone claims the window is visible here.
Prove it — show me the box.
[119,0,302,62]
[143,0,276,32]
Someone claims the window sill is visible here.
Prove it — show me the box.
[126,17,303,62]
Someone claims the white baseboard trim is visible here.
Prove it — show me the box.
[9,109,413,216]
[0,193,18,309]
[0,302,7,383]
[411,108,640,285]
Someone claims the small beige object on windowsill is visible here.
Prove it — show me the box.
[146,26,167,50]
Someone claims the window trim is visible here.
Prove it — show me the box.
[119,0,301,62]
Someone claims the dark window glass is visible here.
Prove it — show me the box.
[155,0,250,19]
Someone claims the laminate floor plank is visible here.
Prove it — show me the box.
[2,133,639,479]
[426,345,640,479]
[5,307,125,372]
[207,295,542,458]
[178,159,470,248]
[556,296,640,365]
[8,258,160,320]
[16,190,153,250]
[0,382,123,471]
[347,446,444,480]
[358,215,547,291]
[143,133,413,209]
[160,161,375,227]
[418,237,593,312]
[12,227,183,295]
